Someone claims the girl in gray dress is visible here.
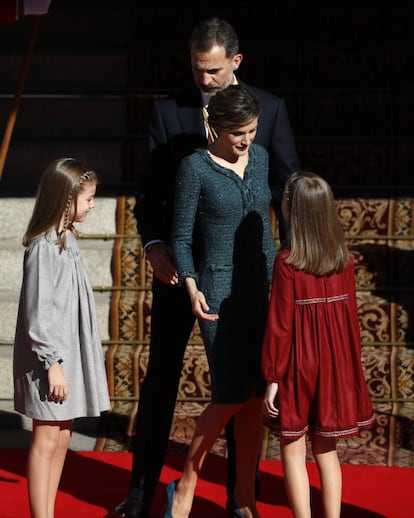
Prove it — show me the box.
[13,158,110,518]
[166,86,276,518]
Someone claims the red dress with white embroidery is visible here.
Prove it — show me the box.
[262,250,376,438]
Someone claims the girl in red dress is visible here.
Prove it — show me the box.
[262,171,376,518]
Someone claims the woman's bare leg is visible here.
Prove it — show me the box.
[172,402,242,518]
[233,395,264,518]
[312,436,341,518]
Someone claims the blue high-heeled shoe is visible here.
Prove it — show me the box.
[164,480,177,518]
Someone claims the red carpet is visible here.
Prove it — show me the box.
[0,449,412,517]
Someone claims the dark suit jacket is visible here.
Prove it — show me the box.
[134,81,299,247]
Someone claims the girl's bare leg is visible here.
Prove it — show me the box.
[312,436,341,518]
[280,435,311,518]
[46,422,72,517]
[27,419,72,518]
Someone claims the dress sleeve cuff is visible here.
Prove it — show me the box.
[42,355,61,370]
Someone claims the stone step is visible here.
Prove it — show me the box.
[0,346,14,400]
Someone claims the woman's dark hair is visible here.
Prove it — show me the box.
[207,85,261,131]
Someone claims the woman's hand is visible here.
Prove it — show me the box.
[264,381,279,418]
[48,362,68,403]
[185,278,219,321]
[190,290,219,321]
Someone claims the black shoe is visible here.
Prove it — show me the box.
[226,496,245,517]
[226,495,238,514]
[113,497,150,518]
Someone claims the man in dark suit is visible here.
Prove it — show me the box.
[114,17,299,518]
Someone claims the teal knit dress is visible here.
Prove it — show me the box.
[172,144,276,403]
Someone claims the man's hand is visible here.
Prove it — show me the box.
[146,243,178,284]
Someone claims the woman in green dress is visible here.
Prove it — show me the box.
[167,85,276,518]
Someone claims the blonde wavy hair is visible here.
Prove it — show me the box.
[23,158,97,250]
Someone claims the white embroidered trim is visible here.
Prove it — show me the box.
[295,294,349,305]
[276,415,376,439]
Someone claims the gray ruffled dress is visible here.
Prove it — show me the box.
[13,229,110,420]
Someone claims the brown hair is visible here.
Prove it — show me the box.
[189,17,239,58]
[283,171,348,275]
[23,158,97,250]
[207,84,261,131]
